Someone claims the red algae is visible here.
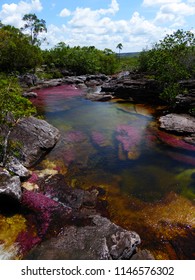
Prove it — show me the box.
[157,130,195,151]
[21,190,72,237]
[91,131,108,147]
[65,130,87,143]
[32,85,82,103]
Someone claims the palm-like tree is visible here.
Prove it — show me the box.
[116,43,123,58]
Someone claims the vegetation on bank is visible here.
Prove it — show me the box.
[0,75,36,166]
[138,30,195,102]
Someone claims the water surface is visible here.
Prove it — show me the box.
[30,85,195,259]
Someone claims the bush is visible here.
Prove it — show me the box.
[138,29,195,103]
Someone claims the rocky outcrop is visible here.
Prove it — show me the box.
[0,168,21,201]
[173,80,195,112]
[101,75,162,103]
[24,215,141,260]
[9,116,60,167]
[159,114,195,134]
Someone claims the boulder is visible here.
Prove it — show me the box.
[159,114,195,134]
[9,117,60,167]
[0,168,21,201]
[24,215,141,260]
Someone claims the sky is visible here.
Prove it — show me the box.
[0,0,195,52]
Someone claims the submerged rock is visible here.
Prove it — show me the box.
[24,215,141,260]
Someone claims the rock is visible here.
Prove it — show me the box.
[19,74,38,87]
[0,168,22,200]
[9,117,60,167]
[5,156,30,178]
[159,114,195,134]
[22,91,38,98]
[131,249,155,260]
[102,75,161,103]
[24,215,141,260]
[85,92,113,102]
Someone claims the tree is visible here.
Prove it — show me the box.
[21,13,47,46]
[138,29,195,102]
[0,25,42,73]
[116,43,123,58]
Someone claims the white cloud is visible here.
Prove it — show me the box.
[0,0,43,27]
[161,2,195,15]
[143,0,182,6]
[59,8,71,17]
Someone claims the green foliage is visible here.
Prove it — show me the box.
[118,56,139,72]
[0,75,36,126]
[42,44,119,75]
[138,29,195,102]
[0,25,42,73]
[21,13,47,46]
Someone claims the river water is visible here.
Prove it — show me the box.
[1,84,195,260]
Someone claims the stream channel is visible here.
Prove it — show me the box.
[1,84,195,260]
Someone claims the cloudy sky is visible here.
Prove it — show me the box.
[0,0,195,52]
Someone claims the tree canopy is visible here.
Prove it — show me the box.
[21,13,47,46]
[0,24,42,73]
[138,29,195,102]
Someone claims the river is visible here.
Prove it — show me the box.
[1,84,195,259]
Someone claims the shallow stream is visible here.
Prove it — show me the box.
[1,84,195,259]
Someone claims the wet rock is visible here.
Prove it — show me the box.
[159,114,195,134]
[0,168,21,200]
[24,215,141,260]
[9,117,60,167]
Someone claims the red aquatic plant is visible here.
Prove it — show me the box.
[116,124,142,152]
[91,131,107,147]
[21,190,72,237]
[157,130,195,151]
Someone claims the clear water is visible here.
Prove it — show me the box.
[30,84,195,259]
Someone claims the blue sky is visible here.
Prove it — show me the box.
[0,0,195,52]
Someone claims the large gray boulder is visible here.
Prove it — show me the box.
[0,168,21,200]
[159,114,195,134]
[25,215,141,260]
[9,117,60,167]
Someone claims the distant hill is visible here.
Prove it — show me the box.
[117,52,140,57]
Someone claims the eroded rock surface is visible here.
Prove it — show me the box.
[9,116,60,167]
[159,114,195,134]
[24,215,141,260]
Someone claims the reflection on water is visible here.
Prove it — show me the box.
[1,85,194,259]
